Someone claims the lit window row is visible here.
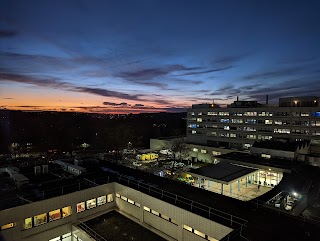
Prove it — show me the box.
[246,134,256,139]
[1,222,15,231]
[261,154,271,159]
[244,111,257,116]
[183,224,217,241]
[77,194,113,213]
[274,129,290,134]
[115,193,140,207]
[24,206,71,229]
[143,206,178,225]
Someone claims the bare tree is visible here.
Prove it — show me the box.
[165,138,189,174]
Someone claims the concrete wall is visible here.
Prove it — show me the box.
[1,182,233,241]
[114,183,233,241]
[0,183,116,241]
[250,147,295,160]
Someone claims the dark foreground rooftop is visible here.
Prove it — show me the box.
[83,210,166,241]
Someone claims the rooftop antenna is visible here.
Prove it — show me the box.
[237,96,239,101]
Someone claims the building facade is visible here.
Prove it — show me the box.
[187,97,320,151]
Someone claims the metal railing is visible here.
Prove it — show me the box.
[113,173,248,228]
[78,220,108,241]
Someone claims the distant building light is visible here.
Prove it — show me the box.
[292,192,298,197]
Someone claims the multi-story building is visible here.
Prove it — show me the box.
[187,96,320,151]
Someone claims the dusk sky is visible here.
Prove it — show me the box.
[1,0,320,113]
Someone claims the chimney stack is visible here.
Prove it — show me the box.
[266,95,269,105]
[237,96,239,101]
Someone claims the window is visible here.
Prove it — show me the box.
[135,202,141,207]
[212,151,221,155]
[34,213,47,226]
[97,196,106,206]
[116,193,120,198]
[1,223,15,231]
[265,120,272,125]
[246,134,256,139]
[224,126,230,130]
[274,120,282,125]
[245,119,256,124]
[62,206,71,217]
[220,119,229,123]
[77,202,86,213]
[128,199,134,204]
[151,210,160,216]
[207,112,217,116]
[274,129,290,134]
[161,214,170,221]
[171,218,178,225]
[86,199,97,209]
[107,194,114,202]
[244,111,257,116]
[49,209,61,221]
[197,118,202,122]
[301,112,309,117]
[193,148,198,152]
[24,218,32,229]
[311,121,320,127]
[192,130,197,134]
[231,118,243,123]
[261,154,271,159]
[218,112,229,116]
[144,206,150,212]
[201,149,207,153]
[194,229,206,238]
[121,196,128,201]
[230,133,236,138]
[183,224,193,232]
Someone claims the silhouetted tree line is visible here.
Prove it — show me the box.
[0,110,186,153]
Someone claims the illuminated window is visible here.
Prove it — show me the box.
[97,196,106,206]
[116,193,120,198]
[197,118,202,122]
[212,151,221,155]
[230,133,236,138]
[107,194,114,202]
[86,199,96,209]
[246,134,256,139]
[194,229,206,238]
[24,217,32,229]
[128,199,134,204]
[135,202,141,207]
[144,206,150,212]
[201,149,207,153]
[121,195,128,201]
[207,112,217,116]
[34,213,47,226]
[261,154,271,159]
[171,218,178,225]
[265,120,272,125]
[192,130,197,134]
[193,148,198,152]
[183,224,193,232]
[161,214,170,221]
[1,223,15,231]
[62,206,71,217]
[49,209,61,221]
[77,202,85,213]
[151,210,160,216]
